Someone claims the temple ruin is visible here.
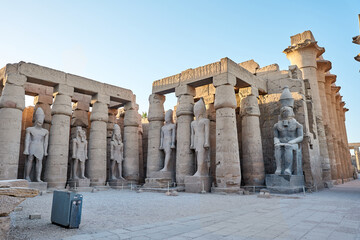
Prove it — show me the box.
[0,30,355,193]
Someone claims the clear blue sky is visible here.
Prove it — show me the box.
[1,0,360,142]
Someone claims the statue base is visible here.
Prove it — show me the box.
[28,182,48,192]
[184,175,211,193]
[265,174,304,194]
[108,178,128,189]
[211,186,242,194]
[143,171,173,188]
[68,178,90,188]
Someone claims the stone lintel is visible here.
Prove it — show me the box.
[12,61,133,103]
[175,84,196,97]
[152,57,267,95]
[316,60,332,72]
[91,93,110,105]
[3,73,27,86]
[53,84,74,97]
[34,94,53,105]
[257,64,280,73]
[238,59,259,74]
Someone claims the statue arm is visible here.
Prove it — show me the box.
[288,123,304,144]
[171,125,176,148]
[23,128,30,155]
[273,124,280,145]
[110,141,114,160]
[190,122,195,149]
[85,141,88,160]
[44,130,49,156]
[159,128,164,150]
[204,120,210,148]
[72,139,77,159]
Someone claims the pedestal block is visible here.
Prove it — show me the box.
[184,175,211,193]
[143,171,173,188]
[265,174,304,194]
[108,178,128,189]
[28,182,48,192]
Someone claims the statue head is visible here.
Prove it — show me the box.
[165,109,173,124]
[280,86,294,108]
[194,98,206,120]
[280,106,295,120]
[112,124,121,141]
[34,107,45,127]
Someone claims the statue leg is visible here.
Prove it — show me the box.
[284,145,293,175]
[35,157,43,182]
[80,161,86,179]
[25,155,34,181]
[73,159,79,179]
[274,145,282,175]
[161,148,171,171]
[117,161,125,180]
[110,160,116,179]
[194,150,207,177]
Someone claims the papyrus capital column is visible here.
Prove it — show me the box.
[146,94,165,177]
[88,93,109,186]
[175,84,195,186]
[123,96,140,183]
[213,73,241,191]
[0,73,26,180]
[284,31,331,187]
[45,84,73,188]
[239,87,265,187]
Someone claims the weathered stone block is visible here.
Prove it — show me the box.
[265,174,304,194]
[212,73,236,87]
[184,175,211,193]
[53,84,74,97]
[91,93,110,105]
[4,73,27,86]
[28,182,47,192]
[68,178,90,188]
[175,84,195,97]
[34,94,53,105]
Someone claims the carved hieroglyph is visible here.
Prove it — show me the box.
[273,87,304,175]
[159,109,176,172]
[190,98,210,177]
[23,107,49,182]
[110,124,125,180]
[72,126,88,179]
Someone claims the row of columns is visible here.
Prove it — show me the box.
[147,72,265,190]
[284,31,353,185]
[0,74,140,188]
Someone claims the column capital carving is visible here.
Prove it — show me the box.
[53,84,74,97]
[175,84,195,97]
[214,84,237,110]
[240,94,260,117]
[148,94,165,121]
[90,101,109,122]
[176,94,194,117]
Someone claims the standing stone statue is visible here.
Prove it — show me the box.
[159,109,176,172]
[24,107,49,182]
[190,98,210,177]
[72,126,88,179]
[110,124,125,180]
[273,87,304,175]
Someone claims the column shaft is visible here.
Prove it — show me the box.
[213,73,241,190]
[88,96,109,186]
[123,100,140,183]
[45,84,73,188]
[239,89,265,187]
[0,73,26,180]
[146,94,165,177]
[175,85,195,186]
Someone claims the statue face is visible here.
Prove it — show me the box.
[165,109,173,123]
[34,108,45,127]
[280,106,294,119]
[80,129,86,141]
[113,124,121,140]
[194,98,206,119]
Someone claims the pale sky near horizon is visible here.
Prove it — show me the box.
[1,0,360,142]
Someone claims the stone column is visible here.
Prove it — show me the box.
[239,87,265,187]
[284,31,332,187]
[336,95,349,179]
[0,73,26,180]
[340,103,352,179]
[45,84,73,188]
[175,85,195,186]
[87,93,109,186]
[334,92,347,180]
[146,94,165,177]
[325,74,341,181]
[317,60,337,182]
[330,85,343,180]
[106,108,118,181]
[213,73,241,192]
[354,147,360,171]
[123,98,140,183]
